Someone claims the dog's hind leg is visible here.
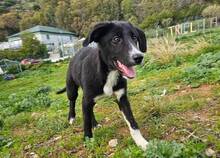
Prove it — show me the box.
[82,96,95,138]
[92,108,102,128]
[66,81,79,125]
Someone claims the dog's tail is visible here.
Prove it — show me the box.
[56,87,66,94]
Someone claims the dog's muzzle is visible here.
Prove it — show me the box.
[132,54,144,64]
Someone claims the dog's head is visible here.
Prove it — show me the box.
[83,21,147,79]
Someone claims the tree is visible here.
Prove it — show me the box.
[202,4,220,18]
[55,1,71,30]
[37,0,59,26]
[19,11,41,31]
[20,33,47,59]
[0,11,19,41]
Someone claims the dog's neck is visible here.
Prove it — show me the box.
[98,48,114,73]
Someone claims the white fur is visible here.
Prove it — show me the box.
[114,88,125,101]
[94,124,102,129]
[129,42,144,57]
[103,70,119,96]
[69,118,75,125]
[121,113,148,150]
[94,88,125,102]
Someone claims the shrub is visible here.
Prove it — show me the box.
[202,4,220,18]
[20,32,48,59]
[148,37,186,64]
[6,64,20,74]
[0,49,25,60]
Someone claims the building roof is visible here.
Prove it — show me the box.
[8,25,77,38]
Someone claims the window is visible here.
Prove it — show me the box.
[46,34,50,40]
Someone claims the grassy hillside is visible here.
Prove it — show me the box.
[0,0,219,41]
[0,28,220,157]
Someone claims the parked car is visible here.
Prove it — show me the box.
[21,59,40,65]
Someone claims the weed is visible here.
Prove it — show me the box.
[35,115,68,135]
[181,140,207,158]
[0,117,3,129]
[182,51,220,84]
[144,139,184,158]
[0,136,13,150]
[0,86,52,117]
[148,37,186,64]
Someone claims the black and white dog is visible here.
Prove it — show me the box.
[57,21,148,150]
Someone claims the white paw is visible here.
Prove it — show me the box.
[131,129,148,151]
[94,124,102,129]
[69,118,75,125]
[137,138,148,151]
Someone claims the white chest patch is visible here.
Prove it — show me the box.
[103,70,119,96]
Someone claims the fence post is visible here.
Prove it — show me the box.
[210,17,218,27]
[155,29,158,38]
[168,26,174,37]
[175,24,181,35]
[190,22,196,33]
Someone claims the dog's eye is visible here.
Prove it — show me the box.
[132,35,137,41]
[112,36,121,44]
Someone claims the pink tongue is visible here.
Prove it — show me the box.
[117,60,136,79]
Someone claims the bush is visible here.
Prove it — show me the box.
[147,37,186,64]
[7,64,20,74]
[0,49,25,60]
[20,32,48,59]
[202,4,220,18]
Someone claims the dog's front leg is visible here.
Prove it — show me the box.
[116,90,148,150]
[82,96,94,138]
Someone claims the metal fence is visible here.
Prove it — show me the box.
[0,59,22,74]
[146,17,219,38]
[47,38,85,62]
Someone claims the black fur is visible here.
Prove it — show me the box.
[56,87,66,94]
[58,21,147,139]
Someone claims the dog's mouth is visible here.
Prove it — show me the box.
[114,60,135,79]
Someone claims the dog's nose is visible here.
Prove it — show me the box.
[133,54,144,64]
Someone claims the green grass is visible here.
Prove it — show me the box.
[1,28,220,157]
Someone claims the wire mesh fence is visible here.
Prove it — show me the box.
[0,59,22,74]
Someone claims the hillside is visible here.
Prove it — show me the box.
[0,0,220,41]
[0,27,220,157]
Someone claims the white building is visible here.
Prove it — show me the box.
[0,25,78,51]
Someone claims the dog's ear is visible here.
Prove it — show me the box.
[83,22,113,47]
[135,27,147,53]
